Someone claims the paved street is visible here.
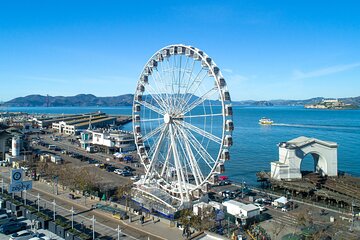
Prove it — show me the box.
[0,168,183,240]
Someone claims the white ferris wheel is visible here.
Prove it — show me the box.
[133,44,233,210]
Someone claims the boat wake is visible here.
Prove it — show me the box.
[272,123,360,131]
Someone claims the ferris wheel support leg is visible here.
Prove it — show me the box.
[169,124,190,204]
[144,125,168,181]
[175,124,202,187]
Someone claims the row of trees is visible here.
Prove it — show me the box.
[36,161,103,193]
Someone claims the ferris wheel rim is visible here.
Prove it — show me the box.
[132,44,233,196]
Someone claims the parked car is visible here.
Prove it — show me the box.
[121,171,133,177]
[254,203,266,212]
[87,159,99,164]
[218,180,231,186]
[9,230,38,240]
[106,166,116,172]
[0,213,16,225]
[0,222,27,234]
[130,175,140,181]
[282,205,290,212]
[114,169,123,175]
[124,166,135,172]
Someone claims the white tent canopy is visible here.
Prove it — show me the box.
[113,152,124,158]
[273,196,288,206]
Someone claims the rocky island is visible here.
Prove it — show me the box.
[304,99,359,110]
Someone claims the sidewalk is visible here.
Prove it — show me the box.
[32,177,184,240]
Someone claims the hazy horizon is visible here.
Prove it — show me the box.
[1,92,359,103]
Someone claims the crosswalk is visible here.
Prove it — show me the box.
[269,214,298,227]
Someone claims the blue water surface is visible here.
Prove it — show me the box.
[4,106,360,185]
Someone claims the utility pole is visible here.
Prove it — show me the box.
[37,194,40,212]
[52,200,56,221]
[227,216,230,238]
[92,215,96,239]
[349,200,355,232]
[53,176,58,195]
[116,225,121,240]
[1,178,3,194]
[70,207,75,229]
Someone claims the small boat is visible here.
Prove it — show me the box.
[259,117,273,125]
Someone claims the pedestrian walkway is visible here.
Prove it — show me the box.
[26,170,184,239]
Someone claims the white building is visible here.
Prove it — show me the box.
[222,200,260,220]
[51,113,116,135]
[80,129,136,154]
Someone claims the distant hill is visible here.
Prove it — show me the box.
[5,94,134,107]
[4,94,360,108]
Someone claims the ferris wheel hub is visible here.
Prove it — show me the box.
[164,113,171,124]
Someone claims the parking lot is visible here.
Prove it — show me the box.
[0,215,64,240]
[28,132,143,191]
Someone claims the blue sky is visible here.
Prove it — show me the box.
[0,1,359,101]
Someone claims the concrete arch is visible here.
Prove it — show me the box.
[297,151,326,175]
[271,136,338,180]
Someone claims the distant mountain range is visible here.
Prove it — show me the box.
[4,94,134,107]
[2,94,360,107]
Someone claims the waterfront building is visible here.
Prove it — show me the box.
[51,112,116,135]
[222,200,260,225]
[80,129,135,154]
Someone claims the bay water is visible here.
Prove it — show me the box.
[4,106,360,185]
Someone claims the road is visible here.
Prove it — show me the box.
[1,168,165,240]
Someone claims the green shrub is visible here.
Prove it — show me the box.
[55,218,71,228]
[35,211,52,221]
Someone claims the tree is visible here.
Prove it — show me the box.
[271,222,286,238]
[178,206,216,231]
[116,184,132,213]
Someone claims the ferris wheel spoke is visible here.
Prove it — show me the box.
[160,144,172,178]
[176,120,222,145]
[182,113,223,119]
[181,87,218,115]
[136,100,165,116]
[139,117,164,122]
[182,127,216,169]
[144,124,168,180]
[183,63,206,98]
[145,83,169,112]
[154,68,172,111]
[174,124,204,186]
[142,123,165,142]
[169,124,189,202]
[181,69,208,109]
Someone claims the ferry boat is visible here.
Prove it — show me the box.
[259,117,273,125]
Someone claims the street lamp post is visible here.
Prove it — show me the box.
[1,178,3,194]
[84,192,89,206]
[91,215,96,239]
[52,200,56,221]
[37,194,40,212]
[70,207,75,229]
[53,176,58,195]
[116,225,121,240]
[349,200,355,232]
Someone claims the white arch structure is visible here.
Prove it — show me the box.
[271,136,338,180]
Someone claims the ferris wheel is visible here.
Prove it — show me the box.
[133,44,233,208]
